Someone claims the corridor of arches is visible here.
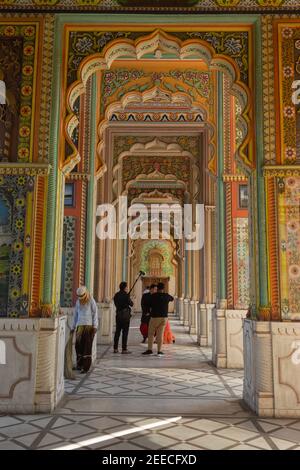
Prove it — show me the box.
[1,13,300,433]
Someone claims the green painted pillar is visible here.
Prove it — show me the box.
[85,75,97,291]
[217,72,226,302]
[254,17,269,310]
[42,17,63,308]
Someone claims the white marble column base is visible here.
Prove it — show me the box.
[183,299,190,327]
[212,307,247,368]
[98,302,114,345]
[243,319,300,417]
[178,298,184,323]
[197,303,214,346]
[189,300,198,335]
[0,316,66,414]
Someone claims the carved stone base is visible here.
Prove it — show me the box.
[0,316,66,414]
[212,308,247,368]
[183,298,190,326]
[189,300,198,335]
[178,298,184,323]
[173,296,179,319]
[98,302,115,344]
[243,319,300,417]
[197,304,214,346]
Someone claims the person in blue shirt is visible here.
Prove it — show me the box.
[71,286,98,373]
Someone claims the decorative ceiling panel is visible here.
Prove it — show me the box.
[0,0,299,12]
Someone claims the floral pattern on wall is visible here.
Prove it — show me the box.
[0,22,38,162]
[60,216,76,307]
[233,217,250,309]
[278,177,300,319]
[0,175,34,317]
[101,69,210,114]
[67,29,249,86]
[277,23,300,164]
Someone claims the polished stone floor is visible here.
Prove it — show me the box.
[1,316,300,450]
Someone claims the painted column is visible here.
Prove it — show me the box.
[253,17,269,317]
[216,72,227,306]
[85,75,97,293]
[42,17,63,312]
[212,72,227,365]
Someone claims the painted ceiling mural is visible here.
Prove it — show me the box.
[0,0,298,12]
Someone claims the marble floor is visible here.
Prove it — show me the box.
[1,316,300,450]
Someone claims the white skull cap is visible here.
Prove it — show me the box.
[76,286,88,297]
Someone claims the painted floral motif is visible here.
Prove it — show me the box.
[285,146,296,162]
[282,28,293,39]
[233,218,250,309]
[173,31,249,84]
[283,65,293,78]
[68,29,249,85]
[0,176,33,317]
[60,216,76,307]
[279,23,300,163]
[279,177,300,318]
[101,68,210,114]
[0,22,37,162]
[0,0,292,10]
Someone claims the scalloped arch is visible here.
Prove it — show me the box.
[64,29,252,175]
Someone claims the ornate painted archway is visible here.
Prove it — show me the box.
[63,29,254,177]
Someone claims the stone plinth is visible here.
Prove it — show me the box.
[173,296,179,318]
[0,316,66,414]
[98,302,114,344]
[197,303,214,347]
[243,319,300,417]
[212,308,247,368]
[178,298,184,323]
[189,300,198,335]
[183,298,190,326]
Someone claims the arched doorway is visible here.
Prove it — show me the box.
[50,25,254,373]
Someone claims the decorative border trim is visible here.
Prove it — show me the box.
[0,163,51,176]
[67,172,90,180]
[263,165,300,177]
[223,174,248,182]
[266,177,280,320]
[0,1,300,13]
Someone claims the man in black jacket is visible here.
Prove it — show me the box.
[113,282,133,354]
[140,284,157,342]
[142,282,174,357]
